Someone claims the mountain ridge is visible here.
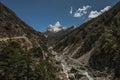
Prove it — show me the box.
[0,2,65,80]
[54,1,120,79]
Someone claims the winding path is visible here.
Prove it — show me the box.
[0,35,32,49]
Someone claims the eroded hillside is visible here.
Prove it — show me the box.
[54,1,120,80]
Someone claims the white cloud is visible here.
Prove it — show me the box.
[74,5,91,18]
[101,6,111,12]
[70,6,73,14]
[88,6,111,19]
[88,11,101,19]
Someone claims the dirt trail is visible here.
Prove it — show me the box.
[0,35,32,49]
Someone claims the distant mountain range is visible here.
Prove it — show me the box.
[43,21,76,46]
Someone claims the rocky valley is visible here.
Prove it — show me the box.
[0,1,120,80]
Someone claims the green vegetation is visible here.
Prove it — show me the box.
[0,41,57,80]
[0,42,27,80]
[0,2,59,80]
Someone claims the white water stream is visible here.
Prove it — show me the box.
[76,69,94,80]
[49,47,94,80]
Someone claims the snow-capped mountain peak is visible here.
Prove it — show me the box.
[46,21,66,32]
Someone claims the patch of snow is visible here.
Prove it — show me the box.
[46,21,66,32]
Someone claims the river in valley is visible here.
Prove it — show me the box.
[49,47,94,80]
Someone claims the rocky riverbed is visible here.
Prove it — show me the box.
[49,47,94,80]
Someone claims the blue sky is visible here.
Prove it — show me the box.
[0,0,119,31]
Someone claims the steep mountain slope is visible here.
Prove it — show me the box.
[54,1,120,79]
[0,2,64,80]
[0,2,47,50]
